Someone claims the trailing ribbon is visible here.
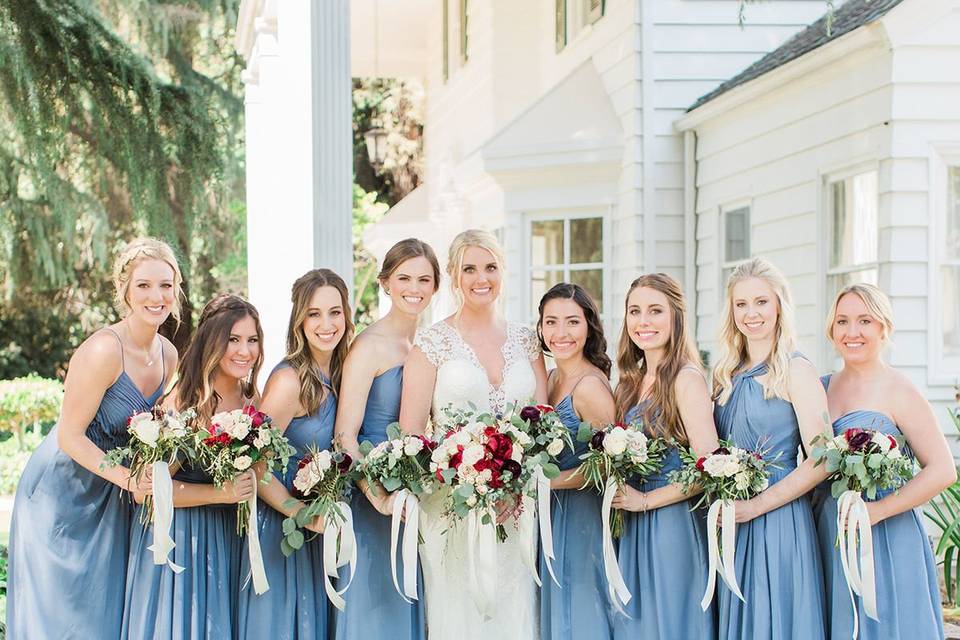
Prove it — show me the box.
[601,477,631,614]
[837,490,878,639]
[518,495,541,587]
[465,509,498,619]
[323,501,358,611]
[536,467,560,587]
[701,499,743,610]
[389,489,421,601]
[245,469,270,595]
[146,460,184,573]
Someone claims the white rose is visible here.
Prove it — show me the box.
[511,446,523,462]
[546,439,565,457]
[461,445,485,468]
[514,431,533,447]
[603,428,629,456]
[458,465,478,484]
[476,483,489,495]
[130,414,160,447]
[431,446,447,465]
[215,412,235,432]
[734,472,750,491]
[233,455,252,471]
[314,450,333,473]
[870,432,892,453]
[253,429,271,449]
[703,454,738,478]
[293,466,314,494]
[758,478,770,491]
[390,438,405,452]
[404,438,424,456]
[225,416,250,441]
[163,416,186,439]
[832,434,849,450]
[466,495,478,507]
[887,447,902,459]
[453,430,473,446]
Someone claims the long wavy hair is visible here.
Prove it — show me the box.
[286,269,354,414]
[171,294,263,421]
[536,283,611,377]
[713,257,797,406]
[614,273,700,443]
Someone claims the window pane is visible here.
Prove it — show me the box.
[531,269,565,317]
[531,220,564,266]
[943,265,960,358]
[724,207,749,262]
[948,167,960,260]
[569,269,603,314]
[570,217,603,264]
[831,172,878,268]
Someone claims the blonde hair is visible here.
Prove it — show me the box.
[614,274,701,443]
[112,237,184,323]
[446,229,506,312]
[826,283,894,344]
[713,257,797,406]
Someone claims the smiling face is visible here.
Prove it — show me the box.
[540,297,589,362]
[831,292,886,365]
[731,277,779,343]
[384,256,436,316]
[302,285,346,355]
[218,314,260,380]
[625,286,673,352]
[456,246,501,308]
[125,258,176,328]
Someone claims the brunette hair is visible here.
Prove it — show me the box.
[614,273,701,443]
[537,283,611,377]
[286,269,354,414]
[172,293,262,421]
[378,238,441,292]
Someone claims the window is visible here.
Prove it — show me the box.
[941,166,960,360]
[529,215,605,318]
[459,0,469,64]
[556,0,604,52]
[720,204,751,285]
[826,170,878,299]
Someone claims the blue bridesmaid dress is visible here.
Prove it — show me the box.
[713,358,827,639]
[121,461,242,639]
[813,375,944,639]
[237,363,338,639]
[6,330,163,639]
[613,403,716,639]
[539,391,613,640]
[334,365,425,640]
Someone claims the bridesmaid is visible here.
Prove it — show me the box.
[7,238,179,639]
[333,238,439,639]
[536,283,616,640]
[814,283,952,638]
[712,257,829,639]
[609,273,718,639]
[237,268,353,639]
[121,293,262,639]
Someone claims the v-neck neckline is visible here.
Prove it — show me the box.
[442,320,510,390]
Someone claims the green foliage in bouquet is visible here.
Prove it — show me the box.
[810,427,914,500]
[358,423,436,496]
[281,447,356,557]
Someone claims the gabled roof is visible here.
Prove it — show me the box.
[687,0,904,112]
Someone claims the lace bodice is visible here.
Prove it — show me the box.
[414,320,540,417]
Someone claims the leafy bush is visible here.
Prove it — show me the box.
[926,386,960,603]
[0,293,89,380]
[0,375,63,439]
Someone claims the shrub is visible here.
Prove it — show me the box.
[0,375,63,443]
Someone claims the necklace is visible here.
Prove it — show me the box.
[125,320,157,367]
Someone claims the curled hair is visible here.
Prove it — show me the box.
[537,283,611,377]
[614,273,701,443]
[286,269,354,415]
[113,237,184,323]
[446,229,506,312]
[713,257,797,406]
[826,282,894,344]
[378,238,441,292]
[172,294,263,421]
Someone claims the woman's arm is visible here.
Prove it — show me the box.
[398,347,437,436]
[531,354,549,405]
[866,373,956,524]
[737,357,832,522]
[552,376,614,490]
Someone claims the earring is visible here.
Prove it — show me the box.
[384,288,391,295]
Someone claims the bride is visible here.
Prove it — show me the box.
[400,229,548,639]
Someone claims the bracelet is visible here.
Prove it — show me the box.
[639,492,649,513]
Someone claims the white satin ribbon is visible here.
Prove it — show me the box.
[389,490,422,601]
[323,501,358,611]
[536,468,560,588]
[466,509,498,619]
[518,494,540,587]
[245,469,269,595]
[837,490,878,639]
[701,499,743,611]
[147,460,184,573]
[601,478,631,615]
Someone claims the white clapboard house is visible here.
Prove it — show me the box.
[236,0,959,424]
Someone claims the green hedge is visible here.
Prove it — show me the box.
[0,375,63,439]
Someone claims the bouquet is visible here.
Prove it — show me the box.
[103,406,196,570]
[576,420,667,613]
[358,424,439,601]
[669,441,780,610]
[195,405,295,595]
[810,426,914,633]
[282,446,357,610]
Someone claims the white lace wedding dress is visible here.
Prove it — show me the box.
[414,320,540,639]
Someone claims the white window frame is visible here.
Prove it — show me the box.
[928,145,960,384]
[523,210,611,326]
[718,199,752,296]
[556,0,604,52]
